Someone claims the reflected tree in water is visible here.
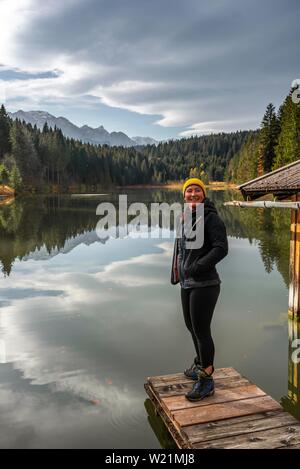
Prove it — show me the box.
[0,191,291,284]
[281,318,300,420]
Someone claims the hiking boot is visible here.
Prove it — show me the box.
[184,357,203,381]
[185,368,215,401]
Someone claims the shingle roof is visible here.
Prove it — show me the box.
[238,160,300,200]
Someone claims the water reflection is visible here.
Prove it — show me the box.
[144,399,177,449]
[0,190,290,284]
[0,189,294,448]
[281,319,300,420]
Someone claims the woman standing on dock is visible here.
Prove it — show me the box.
[171,178,228,401]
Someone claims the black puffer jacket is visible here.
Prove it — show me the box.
[171,197,228,288]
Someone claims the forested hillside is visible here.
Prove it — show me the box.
[0,84,299,193]
[0,104,250,191]
[226,86,300,183]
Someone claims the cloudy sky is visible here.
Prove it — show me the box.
[0,0,299,139]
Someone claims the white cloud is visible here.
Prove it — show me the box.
[0,0,33,64]
[94,241,172,287]
[0,240,174,418]
[1,0,299,133]
[179,118,260,136]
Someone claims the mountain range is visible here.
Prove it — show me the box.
[8,110,159,147]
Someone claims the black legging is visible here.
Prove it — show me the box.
[180,285,220,368]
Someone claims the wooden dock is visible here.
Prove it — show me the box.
[144,367,300,449]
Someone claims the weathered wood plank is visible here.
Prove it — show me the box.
[193,423,300,449]
[279,445,300,449]
[155,377,250,398]
[147,368,243,389]
[173,395,282,427]
[161,384,266,412]
[148,368,242,388]
[183,411,296,444]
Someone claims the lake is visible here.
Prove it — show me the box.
[0,189,298,448]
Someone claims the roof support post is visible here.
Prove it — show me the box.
[289,193,300,319]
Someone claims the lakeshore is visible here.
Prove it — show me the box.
[0,185,15,197]
[116,181,239,191]
[0,181,238,196]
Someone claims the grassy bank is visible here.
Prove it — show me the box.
[0,185,15,196]
[117,181,239,190]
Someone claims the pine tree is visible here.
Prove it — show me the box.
[0,163,9,184]
[225,132,260,183]
[257,103,280,173]
[273,88,300,169]
[0,104,11,158]
[8,164,22,191]
[10,120,40,185]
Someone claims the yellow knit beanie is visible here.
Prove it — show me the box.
[182,177,206,197]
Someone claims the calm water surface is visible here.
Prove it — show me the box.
[0,189,298,448]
